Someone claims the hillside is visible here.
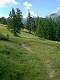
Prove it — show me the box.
[0,24,60,80]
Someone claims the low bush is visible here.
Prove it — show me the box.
[0,34,9,41]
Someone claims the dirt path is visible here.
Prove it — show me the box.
[22,43,56,80]
[45,60,56,80]
[21,43,32,52]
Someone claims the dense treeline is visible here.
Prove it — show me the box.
[26,12,60,41]
[35,18,60,41]
[0,8,60,41]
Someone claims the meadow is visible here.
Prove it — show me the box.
[0,24,60,80]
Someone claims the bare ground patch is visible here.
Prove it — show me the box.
[21,43,32,52]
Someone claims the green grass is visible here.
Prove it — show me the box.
[0,24,60,80]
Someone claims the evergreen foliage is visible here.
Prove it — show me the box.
[7,8,23,36]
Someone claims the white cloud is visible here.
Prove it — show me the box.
[51,7,60,16]
[23,1,37,18]
[56,7,60,15]
[0,0,17,7]
[24,10,37,18]
[30,10,37,17]
[23,1,32,10]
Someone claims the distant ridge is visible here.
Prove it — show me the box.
[49,10,60,21]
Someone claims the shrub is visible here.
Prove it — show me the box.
[0,34,9,41]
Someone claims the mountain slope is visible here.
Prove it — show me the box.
[0,25,60,80]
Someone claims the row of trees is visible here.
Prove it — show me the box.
[1,8,60,41]
[36,18,60,41]
[26,12,60,41]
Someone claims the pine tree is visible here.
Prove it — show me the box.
[7,8,23,36]
[31,17,37,34]
[26,11,32,33]
[16,8,23,33]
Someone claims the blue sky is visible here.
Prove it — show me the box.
[0,0,60,18]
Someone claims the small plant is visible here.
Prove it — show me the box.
[0,33,9,41]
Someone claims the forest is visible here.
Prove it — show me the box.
[0,8,60,41]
